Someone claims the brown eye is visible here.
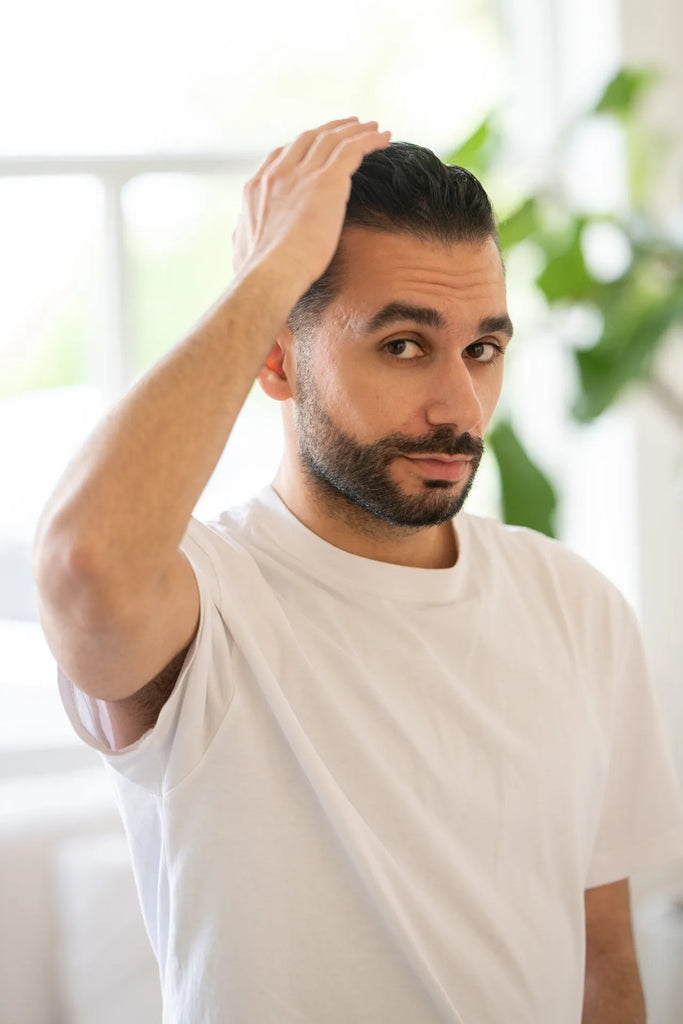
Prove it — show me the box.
[383,339,423,359]
[466,341,502,363]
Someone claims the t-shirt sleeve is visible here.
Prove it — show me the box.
[585,604,683,888]
[57,516,237,793]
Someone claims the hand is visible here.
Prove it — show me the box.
[231,117,391,290]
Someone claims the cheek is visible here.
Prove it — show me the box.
[317,355,387,425]
[478,372,504,425]
[329,380,407,445]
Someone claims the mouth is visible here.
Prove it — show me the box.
[400,455,473,482]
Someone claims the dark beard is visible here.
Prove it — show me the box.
[293,368,484,530]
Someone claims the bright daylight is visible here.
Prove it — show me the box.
[1,0,682,1022]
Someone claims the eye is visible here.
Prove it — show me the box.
[465,340,503,364]
[383,338,424,360]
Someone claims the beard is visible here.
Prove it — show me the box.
[293,367,484,530]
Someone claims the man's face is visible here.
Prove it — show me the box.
[291,227,511,529]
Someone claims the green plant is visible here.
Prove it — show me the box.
[444,67,683,537]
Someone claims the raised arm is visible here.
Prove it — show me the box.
[32,118,391,736]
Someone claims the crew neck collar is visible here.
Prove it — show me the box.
[234,485,476,605]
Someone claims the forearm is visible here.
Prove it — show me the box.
[582,953,647,1023]
[34,259,300,600]
[33,117,391,605]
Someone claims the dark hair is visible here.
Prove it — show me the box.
[287,141,499,341]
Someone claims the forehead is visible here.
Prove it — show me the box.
[327,227,507,332]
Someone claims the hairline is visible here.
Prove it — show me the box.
[290,224,504,344]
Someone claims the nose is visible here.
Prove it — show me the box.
[423,354,483,435]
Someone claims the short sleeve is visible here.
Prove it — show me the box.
[57,516,237,793]
[585,606,683,888]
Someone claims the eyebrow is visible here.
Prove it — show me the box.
[360,302,514,339]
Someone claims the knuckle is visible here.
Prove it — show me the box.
[297,128,318,142]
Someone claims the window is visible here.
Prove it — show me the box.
[1,0,511,750]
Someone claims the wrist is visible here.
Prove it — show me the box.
[233,247,317,313]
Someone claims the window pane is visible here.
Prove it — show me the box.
[124,172,248,374]
[0,176,101,396]
[124,170,284,515]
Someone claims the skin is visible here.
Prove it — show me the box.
[582,878,646,1022]
[258,226,511,570]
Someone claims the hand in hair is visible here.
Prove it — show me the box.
[232,117,391,291]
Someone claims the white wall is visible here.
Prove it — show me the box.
[619,0,683,902]
[620,0,683,771]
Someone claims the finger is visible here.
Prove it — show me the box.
[273,117,361,171]
[303,121,389,171]
[250,145,286,184]
[321,127,392,180]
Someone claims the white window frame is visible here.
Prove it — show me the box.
[0,153,261,401]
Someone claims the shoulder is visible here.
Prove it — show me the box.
[462,510,611,578]
[459,514,641,674]
[178,494,285,623]
[182,499,260,570]
[459,511,634,625]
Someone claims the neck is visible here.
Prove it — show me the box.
[271,462,459,570]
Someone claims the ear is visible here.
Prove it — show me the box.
[257,327,296,402]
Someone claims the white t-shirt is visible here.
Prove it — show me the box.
[59,486,683,1024]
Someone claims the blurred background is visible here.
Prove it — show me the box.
[1,0,681,1021]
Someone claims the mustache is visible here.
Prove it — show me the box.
[370,427,485,460]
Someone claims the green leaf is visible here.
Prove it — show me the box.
[627,122,673,208]
[487,420,558,537]
[572,282,683,421]
[497,198,539,252]
[443,116,501,178]
[593,66,659,117]
[535,221,596,302]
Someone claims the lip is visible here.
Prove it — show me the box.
[401,455,473,482]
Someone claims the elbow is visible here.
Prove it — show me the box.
[32,518,118,622]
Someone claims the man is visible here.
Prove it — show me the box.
[33,118,683,1023]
